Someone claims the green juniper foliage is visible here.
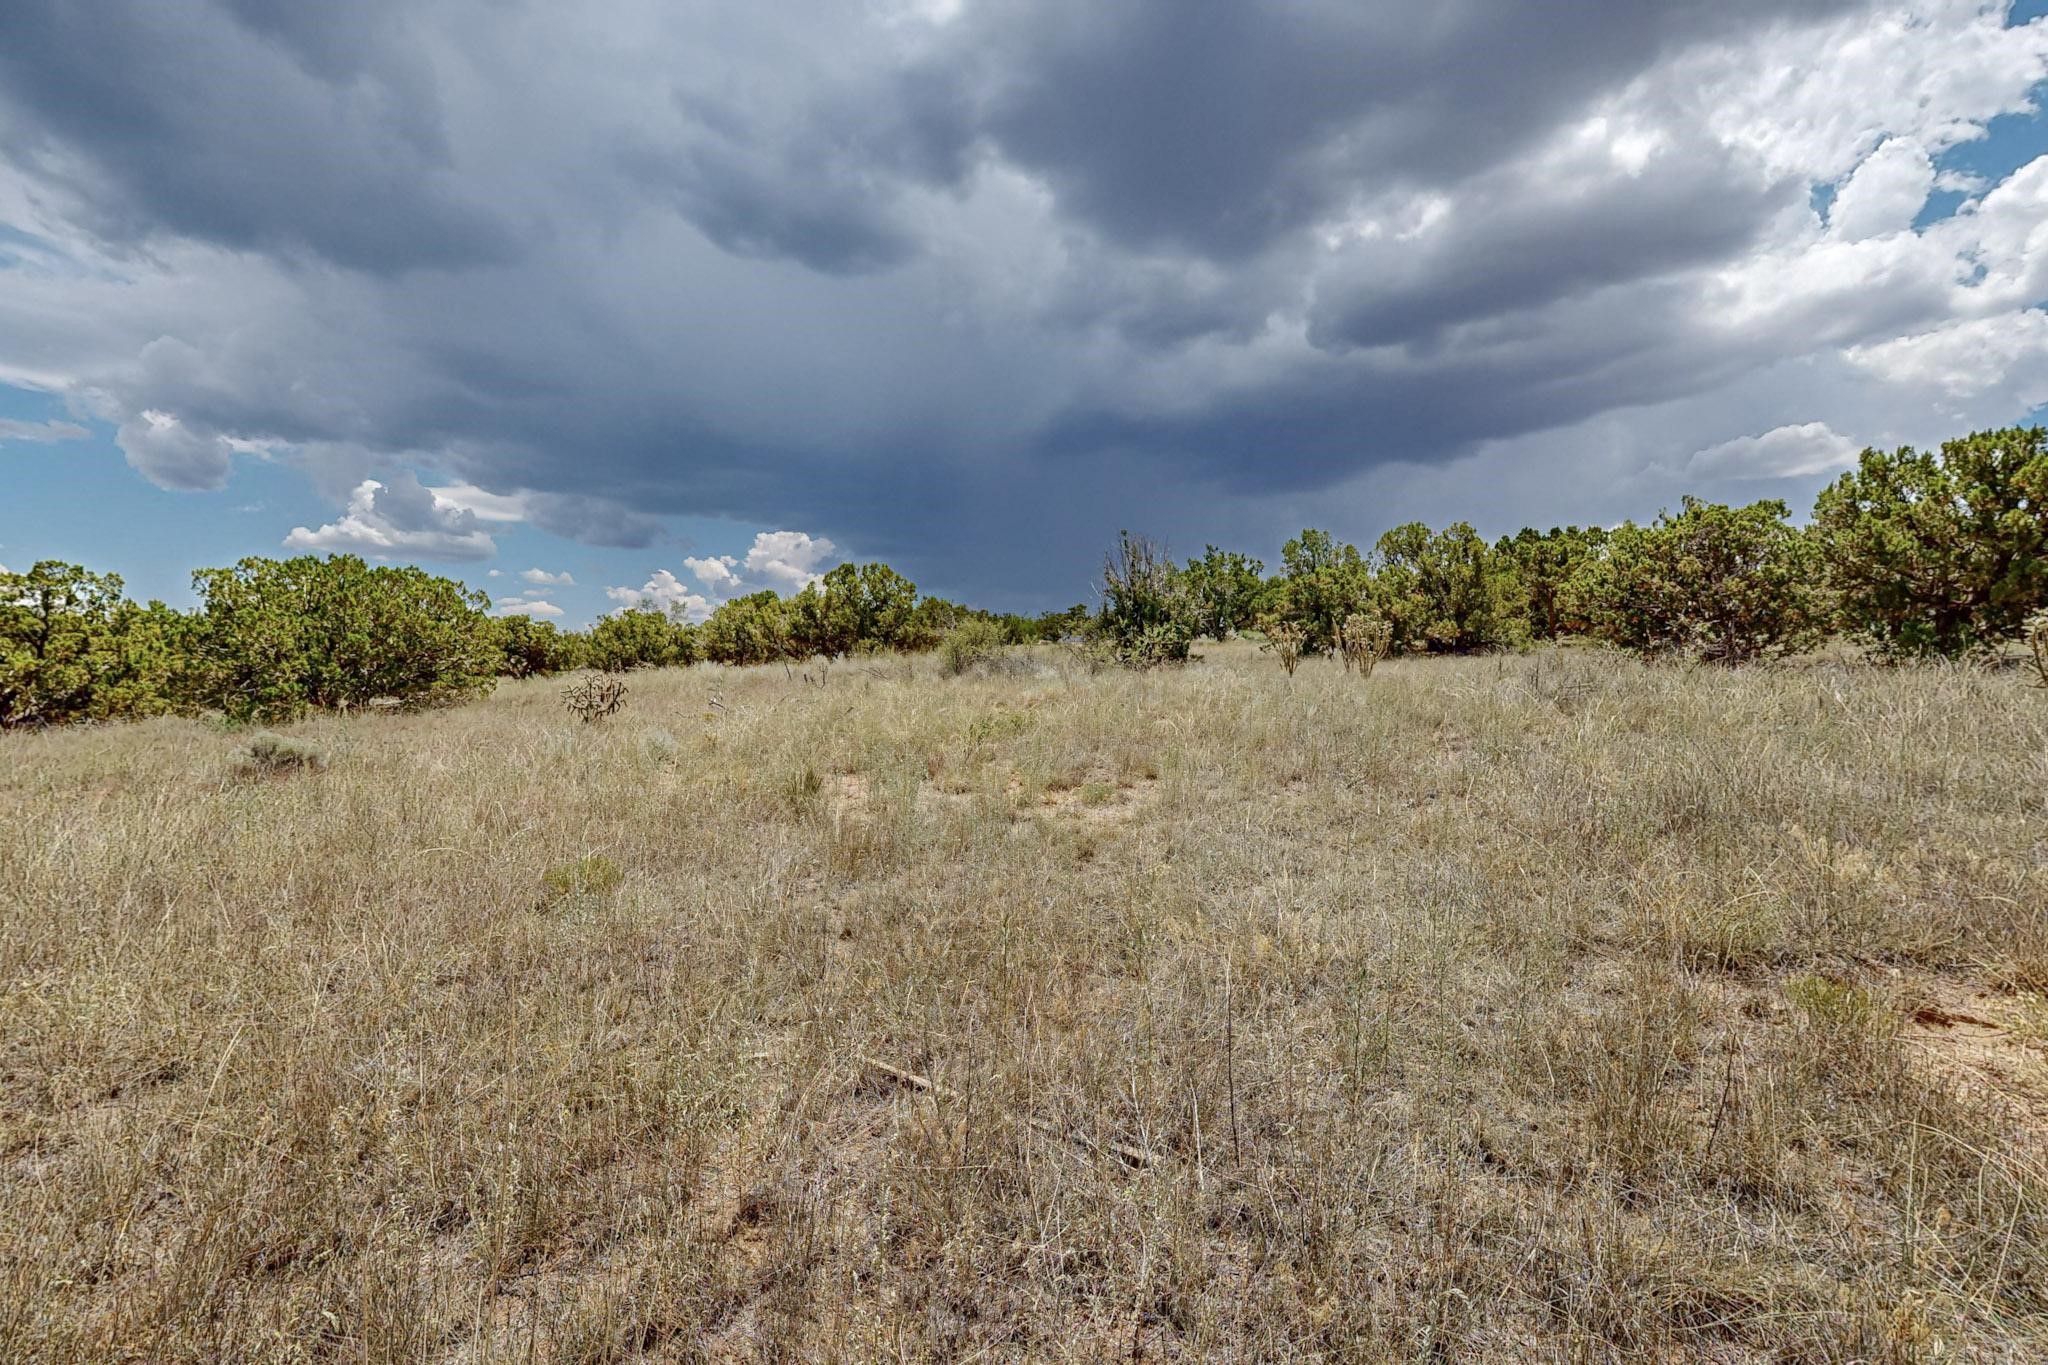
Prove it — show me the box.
[1496,526,1610,641]
[1371,521,1529,654]
[1268,529,1372,655]
[0,562,184,728]
[787,562,920,657]
[1567,498,1829,664]
[585,606,694,672]
[1033,602,1093,643]
[189,555,498,721]
[694,591,791,666]
[493,615,585,677]
[1182,546,1268,641]
[1813,426,2048,658]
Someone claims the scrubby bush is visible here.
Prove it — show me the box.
[640,727,683,764]
[1568,498,1828,664]
[1263,620,1305,676]
[1115,622,1201,669]
[1,562,185,727]
[188,555,497,721]
[1371,521,1528,654]
[1182,546,1268,640]
[1812,426,2047,658]
[939,618,1007,675]
[1034,603,1092,642]
[22,424,2048,732]
[902,595,970,651]
[585,606,693,672]
[238,730,327,775]
[787,562,920,657]
[494,615,583,677]
[697,591,792,665]
[1496,526,1609,641]
[1267,529,1371,655]
[1096,531,1199,667]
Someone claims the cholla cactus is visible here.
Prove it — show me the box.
[1339,612,1393,678]
[563,674,628,722]
[1263,621,1306,677]
[2027,610,2048,689]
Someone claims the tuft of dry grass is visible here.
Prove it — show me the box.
[236,730,328,777]
[4,642,2047,1360]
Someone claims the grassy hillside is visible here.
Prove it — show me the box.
[5,644,2047,1360]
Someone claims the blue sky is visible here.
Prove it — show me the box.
[0,379,829,619]
[3,0,2046,623]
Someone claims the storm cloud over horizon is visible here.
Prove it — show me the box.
[2,0,2047,609]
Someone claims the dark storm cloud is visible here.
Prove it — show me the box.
[0,0,507,271]
[1,0,2043,601]
[641,139,922,277]
[1306,146,1806,351]
[522,493,665,551]
[642,62,980,276]
[949,0,1860,259]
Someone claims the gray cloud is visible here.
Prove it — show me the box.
[283,469,498,561]
[523,492,666,550]
[114,409,235,490]
[641,62,977,276]
[0,0,507,271]
[1306,145,1803,351]
[0,0,2044,604]
[0,416,87,444]
[950,0,1861,259]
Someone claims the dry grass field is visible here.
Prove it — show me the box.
[4,642,2048,1362]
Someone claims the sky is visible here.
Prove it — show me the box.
[2,0,2046,625]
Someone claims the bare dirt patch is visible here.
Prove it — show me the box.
[1899,981,2048,1140]
[1033,773,1157,825]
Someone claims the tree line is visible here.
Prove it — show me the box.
[0,554,1063,728]
[4,426,2042,727]
[1099,426,2046,667]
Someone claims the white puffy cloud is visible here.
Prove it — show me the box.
[1847,309,2048,406]
[1685,421,1861,480]
[1828,137,1936,240]
[519,567,574,585]
[605,569,713,621]
[683,554,741,590]
[496,598,564,618]
[605,528,837,623]
[742,531,838,591]
[283,471,498,561]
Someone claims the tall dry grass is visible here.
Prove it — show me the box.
[3,643,2047,1360]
